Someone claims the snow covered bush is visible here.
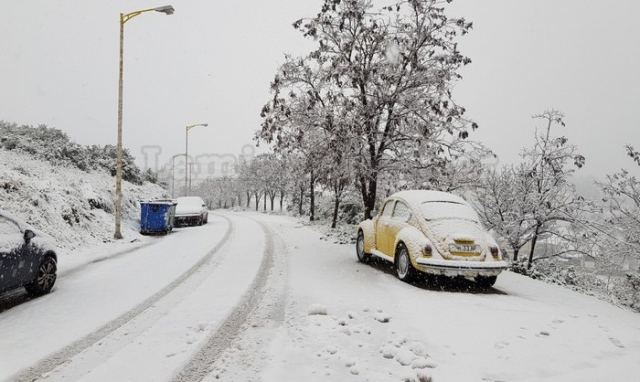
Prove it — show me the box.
[1,121,143,184]
[316,193,362,226]
[615,272,640,311]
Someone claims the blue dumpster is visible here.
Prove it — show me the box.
[140,200,177,235]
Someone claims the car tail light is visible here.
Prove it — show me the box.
[423,244,433,257]
[490,246,500,258]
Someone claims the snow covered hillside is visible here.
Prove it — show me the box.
[0,149,165,254]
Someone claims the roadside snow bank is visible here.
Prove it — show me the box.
[0,150,165,254]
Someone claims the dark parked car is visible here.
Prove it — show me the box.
[0,211,57,296]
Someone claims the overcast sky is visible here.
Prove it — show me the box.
[1,0,638,180]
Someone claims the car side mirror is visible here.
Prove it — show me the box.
[24,229,36,242]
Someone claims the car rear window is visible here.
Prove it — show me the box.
[0,217,20,235]
[420,201,479,222]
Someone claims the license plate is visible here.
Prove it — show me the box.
[449,243,479,253]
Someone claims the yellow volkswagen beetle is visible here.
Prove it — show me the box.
[356,190,508,287]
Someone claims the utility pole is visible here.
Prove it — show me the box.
[184,123,208,196]
[170,153,186,198]
[189,162,194,194]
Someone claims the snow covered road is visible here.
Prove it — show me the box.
[0,213,276,382]
[1,212,639,382]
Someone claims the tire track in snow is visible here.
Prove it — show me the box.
[172,215,288,382]
[0,241,157,315]
[10,215,234,382]
[60,240,156,278]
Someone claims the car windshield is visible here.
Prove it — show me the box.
[420,201,480,223]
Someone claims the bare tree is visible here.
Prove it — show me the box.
[474,165,535,261]
[521,110,586,268]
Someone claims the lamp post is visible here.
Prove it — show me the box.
[184,123,208,196]
[114,5,174,240]
[170,153,187,198]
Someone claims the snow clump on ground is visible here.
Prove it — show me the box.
[307,303,328,316]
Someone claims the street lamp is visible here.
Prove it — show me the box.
[170,153,187,198]
[114,5,174,240]
[184,123,208,196]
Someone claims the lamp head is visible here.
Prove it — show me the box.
[154,5,175,15]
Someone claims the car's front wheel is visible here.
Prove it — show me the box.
[395,243,416,282]
[356,230,371,263]
[25,256,57,296]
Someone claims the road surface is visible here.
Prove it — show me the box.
[0,212,638,381]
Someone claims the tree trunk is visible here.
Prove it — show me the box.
[254,192,260,211]
[527,227,540,269]
[298,186,304,215]
[246,191,251,208]
[513,248,519,262]
[309,171,316,221]
[270,194,275,211]
[263,190,267,211]
[360,172,378,220]
[331,194,340,229]
[279,190,285,211]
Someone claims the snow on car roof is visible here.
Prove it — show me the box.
[390,190,468,207]
[176,196,205,207]
[140,199,177,205]
[0,209,32,232]
[177,196,204,203]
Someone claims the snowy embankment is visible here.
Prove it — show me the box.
[0,150,165,257]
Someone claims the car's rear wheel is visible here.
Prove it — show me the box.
[395,243,416,282]
[476,275,497,289]
[25,256,57,296]
[356,230,371,263]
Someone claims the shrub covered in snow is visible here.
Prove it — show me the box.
[0,121,145,184]
[513,259,640,312]
[614,271,640,311]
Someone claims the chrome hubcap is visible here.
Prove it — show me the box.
[398,250,409,278]
[37,261,56,290]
